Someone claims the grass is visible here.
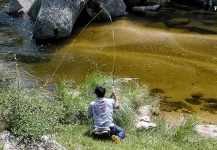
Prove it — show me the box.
[55,118,216,150]
[54,71,217,150]
[0,71,216,149]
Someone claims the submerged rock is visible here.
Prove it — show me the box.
[185,98,202,105]
[187,26,217,34]
[166,17,190,26]
[201,20,217,26]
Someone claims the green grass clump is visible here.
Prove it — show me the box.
[56,71,145,129]
[0,84,64,140]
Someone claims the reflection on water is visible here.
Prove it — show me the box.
[0,4,217,124]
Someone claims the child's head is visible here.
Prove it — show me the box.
[94,86,106,97]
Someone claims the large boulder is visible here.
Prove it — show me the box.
[4,0,23,14]
[28,0,42,21]
[29,0,89,40]
[86,0,126,21]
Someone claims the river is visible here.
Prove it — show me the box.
[0,1,217,124]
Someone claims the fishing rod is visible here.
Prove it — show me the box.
[100,6,116,87]
[98,6,117,99]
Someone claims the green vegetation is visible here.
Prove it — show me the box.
[0,76,64,140]
[0,71,216,149]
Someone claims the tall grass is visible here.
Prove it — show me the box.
[0,70,216,149]
[57,71,149,129]
[0,78,64,140]
[0,61,65,140]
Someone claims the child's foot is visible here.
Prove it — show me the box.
[111,135,121,144]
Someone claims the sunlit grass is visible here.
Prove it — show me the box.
[0,70,216,149]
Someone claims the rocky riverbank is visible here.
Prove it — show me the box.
[4,0,217,40]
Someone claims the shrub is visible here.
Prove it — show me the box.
[158,114,200,142]
[171,114,199,141]
[0,80,64,140]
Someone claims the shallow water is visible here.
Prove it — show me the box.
[0,3,217,124]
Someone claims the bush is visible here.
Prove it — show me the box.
[171,114,199,141]
[0,80,64,140]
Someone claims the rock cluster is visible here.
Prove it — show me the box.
[136,105,157,131]
[5,0,126,40]
[4,0,217,39]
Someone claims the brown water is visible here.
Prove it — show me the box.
[1,5,217,124]
[29,10,217,124]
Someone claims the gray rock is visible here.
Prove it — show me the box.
[28,0,42,21]
[18,135,68,150]
[31,0,89,39]
[136,121,157,130]
[0,130,17,150]
[136,105,153,117]
[0,130,67,150]
[128,0,170,7]
[4,0,23,14]
[195,125,217,139]
[86,0,126,21]
[201,20,217,26]
[138,116,151,122]
[136,105,157,131]
[132,5,160,13]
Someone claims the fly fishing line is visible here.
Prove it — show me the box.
[44,9,104,86]
[45,5,116,87]
[100,6,116,86]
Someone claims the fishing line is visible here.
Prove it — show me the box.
[45,5,117,88]
[100,6,116,87]
[44,9,104,86]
